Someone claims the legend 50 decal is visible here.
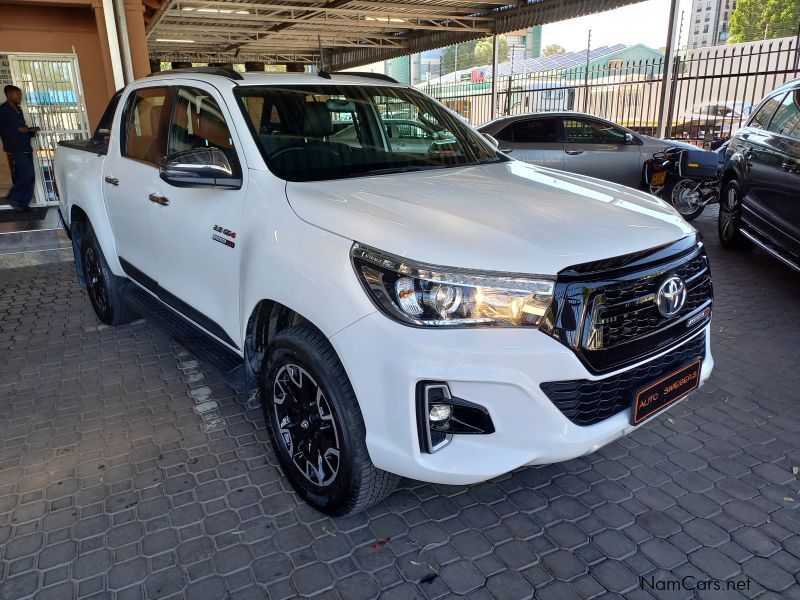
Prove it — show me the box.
[212,225,237,248]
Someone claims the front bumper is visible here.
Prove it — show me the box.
[330,313,713,485]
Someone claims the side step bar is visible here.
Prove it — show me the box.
[741,229,800,274]
[122,283,246,392]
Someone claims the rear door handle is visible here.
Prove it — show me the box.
[104,176,119,186]
[148,193,169,206]
[565,150,584,155]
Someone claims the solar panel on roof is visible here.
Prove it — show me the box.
[425,43,638,85]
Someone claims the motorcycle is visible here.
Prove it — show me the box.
[644,146,720,221]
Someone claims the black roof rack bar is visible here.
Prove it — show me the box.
[149,67,244,81]
[336,71,398,84]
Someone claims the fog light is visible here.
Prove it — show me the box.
[429,403,452,423]
[416,382,496,454]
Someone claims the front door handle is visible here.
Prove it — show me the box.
[148,193,170,206]
[104,176,119,186]
[565,150,584,155]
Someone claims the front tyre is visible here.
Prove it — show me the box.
[718,179,753,249]
[80,229,136,326]
[262,324,399,515]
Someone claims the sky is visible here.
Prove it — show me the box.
[540,0,694,52]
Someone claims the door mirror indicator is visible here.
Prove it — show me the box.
[159,147,242,189]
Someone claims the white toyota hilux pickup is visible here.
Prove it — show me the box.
[55,68,714,515]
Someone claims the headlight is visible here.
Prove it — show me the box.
[351,243,555,327]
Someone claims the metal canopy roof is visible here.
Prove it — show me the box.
[145,0,644,70]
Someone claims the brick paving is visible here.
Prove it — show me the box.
[1,207,800,599]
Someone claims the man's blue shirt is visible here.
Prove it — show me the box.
[0,101,33,153]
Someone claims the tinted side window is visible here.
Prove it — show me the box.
[122,87,170,165]
[392,123,431,139]
[767,90,800,139]
[564,118,627,144]
[496,118,559,143]
[93,91,122,141]
[749,93,784,130]
[168,87,235,156]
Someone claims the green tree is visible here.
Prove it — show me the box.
[440,39,478,75]
[728,0,800,42]
[543,44,567,56]
[473,36,509,66]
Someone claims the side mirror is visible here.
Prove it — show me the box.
[159,147,241,189]
[483,132,512,153]
[625,132,639,145]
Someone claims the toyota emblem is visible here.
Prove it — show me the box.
[656,276,687,318]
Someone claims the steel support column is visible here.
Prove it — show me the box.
[491,34,499,122]
[657,0,681,138]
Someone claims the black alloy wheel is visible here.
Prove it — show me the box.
[272,363,341,487]
[83,245,110,318]
[718,179,752,249]
[79,228,136,326]
[262,324,399,515]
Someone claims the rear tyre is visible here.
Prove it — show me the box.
[261,324,399,515]
[664,178,705,221]
[80,228,136,326]
[718,179,753,249]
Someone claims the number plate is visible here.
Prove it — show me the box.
[632,360,701,425]
[649,171,667,186]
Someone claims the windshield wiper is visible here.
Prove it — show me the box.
[348,165,443,178]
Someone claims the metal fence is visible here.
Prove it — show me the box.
[416,36,800,143]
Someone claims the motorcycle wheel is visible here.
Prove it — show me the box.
[664,178,705,221]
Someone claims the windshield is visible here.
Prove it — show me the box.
[235,84,503,182]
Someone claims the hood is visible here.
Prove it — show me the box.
[285,161,695,275]
[638,134,698,152]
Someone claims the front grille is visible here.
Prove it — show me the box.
[544,238,713,374]
[540,332,706,426]
[594,253,711,349]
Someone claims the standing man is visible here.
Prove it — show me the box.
[0,85,39,211]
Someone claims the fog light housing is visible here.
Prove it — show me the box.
[416,382,495,453]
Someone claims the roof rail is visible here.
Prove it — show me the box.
[337,71,399,84]
[149,67,244,81]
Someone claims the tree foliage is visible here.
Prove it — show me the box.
[473,36,509,67]
[440,36,508,74]
[543,44,567,56]
[728,0,800,43]
[440,40,478,75]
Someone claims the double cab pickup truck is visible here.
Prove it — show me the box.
[55,67,714,515]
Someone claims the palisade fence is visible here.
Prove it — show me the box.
[416,36,800,143]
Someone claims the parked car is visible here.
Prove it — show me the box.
[672,101,754,140]
[719,79,800,271]
[55,68,714,515]
[478,112,695,189]
[332,117,454,154]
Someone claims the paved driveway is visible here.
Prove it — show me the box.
[1,208,800,599]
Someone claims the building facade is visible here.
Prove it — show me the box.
[0,0,149,206]
[687,0,736,48]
